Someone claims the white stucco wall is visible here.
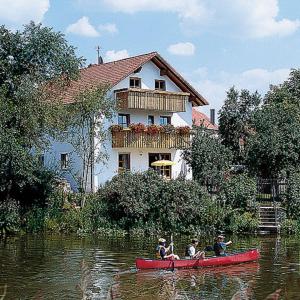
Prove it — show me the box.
[44,60,194,191]
[93,61,193,188]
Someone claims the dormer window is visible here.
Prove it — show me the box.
[155,80,166,91]
[129,77,141,88]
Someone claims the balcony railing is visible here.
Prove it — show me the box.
[112,130,190,149]
[115,88,189,112]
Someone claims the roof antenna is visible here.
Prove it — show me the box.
[96,45,103,64]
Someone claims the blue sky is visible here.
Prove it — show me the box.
[0,0,300,114]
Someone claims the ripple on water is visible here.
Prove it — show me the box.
[1,234,300,299]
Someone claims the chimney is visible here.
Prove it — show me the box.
[210,109,215,125]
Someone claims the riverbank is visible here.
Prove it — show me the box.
[2,170,300,238]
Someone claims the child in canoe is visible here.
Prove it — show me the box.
[185,238,205,259]
[156,238,180,260]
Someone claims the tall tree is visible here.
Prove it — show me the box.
[246,69,300,177]
[64,85,116,193]
[0,22,83,204]
[218,87,261,163]
[182,126,233,189]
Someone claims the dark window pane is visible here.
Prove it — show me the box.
[148,115,154,125]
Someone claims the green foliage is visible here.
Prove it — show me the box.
[24,207,45,233]
[100,170,225,233]
[0,199,20,233]
[246,70,300,177]
[219,87,261,163]
[280,219,300,235]
[285,170,300,219]
[220,174,257,211]
[64,85,116,191]
[246,100,300,177]
[0,22,83,209]
[183,126,233,188]
[228,211,259,233]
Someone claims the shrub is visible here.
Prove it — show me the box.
[24,206,45,232]
[285,171,300,219]
[280,219,300,235]
[220,174,257,212]
[228,211,259,233]
[100,170,226,233]
[0,199,20,234]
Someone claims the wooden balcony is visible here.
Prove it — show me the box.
[112,130,190,149]
[115,88,189,112]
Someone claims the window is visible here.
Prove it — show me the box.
[149,153,172,179]
[61,153,69,170]
[118,114,130,128]
[129,77,141,88]
[118,153,130,173]
[155,80,166,91]
[148,115,154,125]
[160,116,171,125]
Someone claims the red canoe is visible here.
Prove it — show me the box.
[136,249,260,270]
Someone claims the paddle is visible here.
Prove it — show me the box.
[170,234,174,254]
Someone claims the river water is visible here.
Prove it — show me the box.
[0,234,300,299]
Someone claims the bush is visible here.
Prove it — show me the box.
[0,199,20,234]
[220,174,257,212]
[280,219,300,234]
[100,170,226,233]
[24,206,45,232]
[228,211,259,233]
[285,171,300,219]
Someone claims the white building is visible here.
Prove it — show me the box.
[44,52,208,191]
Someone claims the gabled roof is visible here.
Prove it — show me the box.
[192,108,218,130]
[63,52,208,106]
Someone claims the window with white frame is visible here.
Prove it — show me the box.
[155,80,166,91]
[129,77,141,88]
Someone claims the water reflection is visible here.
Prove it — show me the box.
[0,234,300,299]
[115,262,260,300]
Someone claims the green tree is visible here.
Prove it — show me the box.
[0,22,83,206]
[246,69,300,177]
[64,85,116,194]
[219,87,261,163]
[182,126,233,189]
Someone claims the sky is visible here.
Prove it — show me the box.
[0,0,300,115]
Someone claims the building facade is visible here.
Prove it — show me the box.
[44,52,208,191]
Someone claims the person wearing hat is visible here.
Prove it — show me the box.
[213,235,232,256]
[156,238,180,260]
[185,238,205,259]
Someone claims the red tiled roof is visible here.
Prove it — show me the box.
[192,108,218,130]
[62,52,208,106]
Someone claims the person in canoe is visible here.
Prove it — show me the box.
[213,235,232,256]
[185,238,205,259]
[156,238,180,260]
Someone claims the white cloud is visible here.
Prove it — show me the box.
[167,42,195,56]
[0,0,49,24]
[102,0,210,23]
[101,0,299,38]
[66,16,99,37]
[104,49,129,62]
[228,0,300,37]
[98,23,118,34]
[192,68,290,114]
